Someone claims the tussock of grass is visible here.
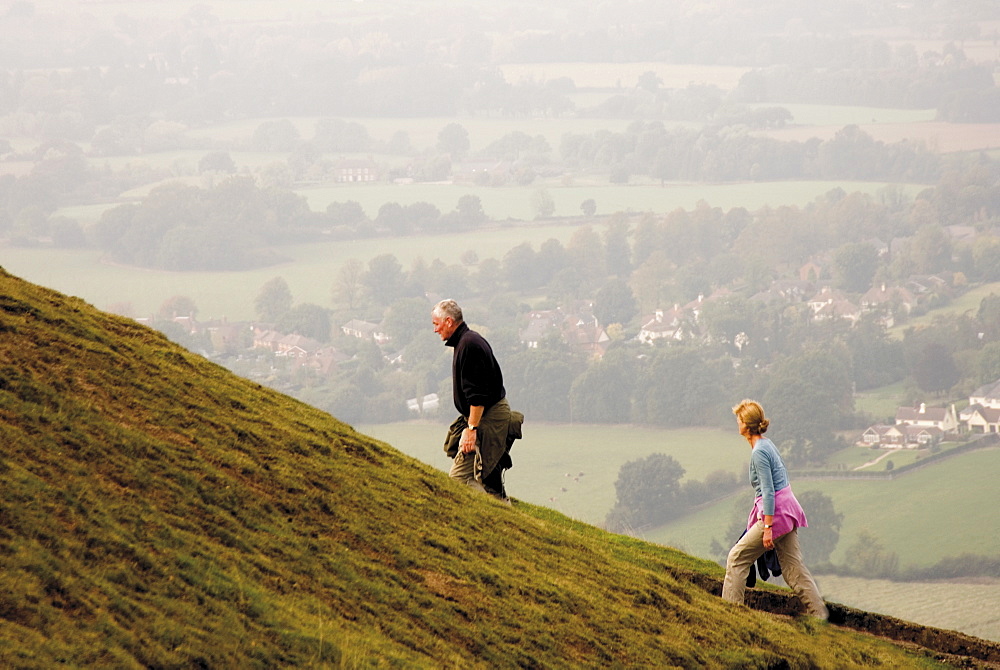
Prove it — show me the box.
[0,268,961,668]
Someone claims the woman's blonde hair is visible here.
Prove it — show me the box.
[732,399,769,435]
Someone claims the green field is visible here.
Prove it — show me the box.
[749,104,937,127]
[824,441,969,473]
[854,381,910,422]
[496,62,751,90]
[824,444,893,471]
[3,224,581,319]
[359,421,742,526]
[889,281,1000,337]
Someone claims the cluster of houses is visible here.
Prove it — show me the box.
[149,262,955,375]
[638,267,953,348]
[145,250,973,422]
[517,266,952,358]
[519,305,611,358]
[860,379,1000,449]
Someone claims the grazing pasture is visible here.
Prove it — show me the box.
[497,62,751,90]
[854,381,910,422]
[751,104,936,127]
[888,281,1000,337]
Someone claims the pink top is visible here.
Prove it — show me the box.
[745,485,809,538]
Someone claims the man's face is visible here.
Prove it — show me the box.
[432,313,457,341]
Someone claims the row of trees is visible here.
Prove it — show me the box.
[561,122,944,184]
[732,52,1000,119]
[90,179,311,270]
[77,179,489,270]
[10,123,997,273]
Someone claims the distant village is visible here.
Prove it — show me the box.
[143,232,1000,448]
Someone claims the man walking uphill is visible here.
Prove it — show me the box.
[432,299,522,500]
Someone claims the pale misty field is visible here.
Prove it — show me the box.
[816,576,1000,643]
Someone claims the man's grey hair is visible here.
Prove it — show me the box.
[433,299,463,323]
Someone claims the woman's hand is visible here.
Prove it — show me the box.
[762,527,774,550]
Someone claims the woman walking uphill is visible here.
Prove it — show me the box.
[722,399,829,620]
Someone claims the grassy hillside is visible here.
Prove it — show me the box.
[0,268,990,668]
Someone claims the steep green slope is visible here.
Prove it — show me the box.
[0,268,978,668]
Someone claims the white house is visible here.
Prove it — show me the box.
[860,284,916,316]
[895,403,960,434]
[278,333,320,356]
[807,286,861,325]
[860,401,959,447]
[637,306,688,344]
[968,379,1000,409]
[861,424,906,447]
[960,404,1000,434]
[807,287,849,314]
[341,319,390,345]
[861,422,944,449]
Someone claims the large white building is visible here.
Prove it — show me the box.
[960,379,1000,434]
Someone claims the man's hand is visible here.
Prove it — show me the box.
[460,427,477,453]
[461,405,484,454]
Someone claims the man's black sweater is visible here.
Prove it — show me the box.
[446,321,505,417]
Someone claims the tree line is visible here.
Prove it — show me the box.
[7,121,990,271]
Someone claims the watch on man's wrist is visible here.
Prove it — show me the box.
[468,425,478,431]
[763,524,772,529]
